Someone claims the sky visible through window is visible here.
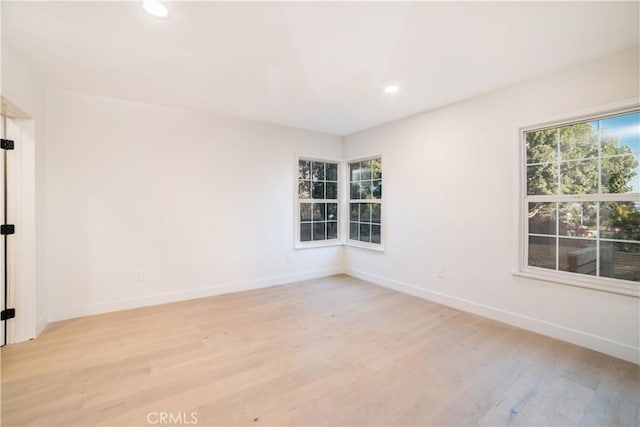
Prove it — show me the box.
[602,112,640,150]
[600,111,639,192]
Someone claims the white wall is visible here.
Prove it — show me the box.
[44,88,343,321]
[343,46,640,363]
[12,40,640,364]
[1,42,46,340]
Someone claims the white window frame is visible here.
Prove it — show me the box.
[294,154,343,249]
[345,154,385,252]
[517,103,640,297]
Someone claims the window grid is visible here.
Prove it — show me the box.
[348,158,383,245]
[297,159,339,244]
[524,109,640,285]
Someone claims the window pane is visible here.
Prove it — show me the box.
[371,204,381,224]
[528,236,555,270]
[350,162,361,182]
[600,201,640,241]
[361,160,372,180]
[351,182,360,199]
[372,179,382,199]
[526,129,557,164]
[371,225,381,244]
[312,161,325,181]
[298,181,310,199]
[527,163,558,195]
[313,203,325,221]
[350,204,359,222]
[600,112,639,157]
[349,222,358,240]
[558,238,596,276]
[359,223,371,242]
[600,242,640,282]
[559,122,598,161]
[371,158,382,179]
[528,202,556,235]
[327,222,338,239]
[298,160,311,180]
[361,183,372,199]
[326,182,337,199]
[300,203,312,222]
[312,182,325,199]
[313,222,326,240]
[327,203,338,221]
[560,159,598,194]
[359,203,372,222]
[326,163,338,181]
[300,223,312,242]
[558,202,597,238]
[601,155,639,194]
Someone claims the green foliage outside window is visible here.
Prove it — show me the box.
[525,111,639,282]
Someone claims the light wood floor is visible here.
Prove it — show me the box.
[1,275,639,426]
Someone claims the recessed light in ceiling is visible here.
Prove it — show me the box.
[384,85,399,94]
[143,0,169,18]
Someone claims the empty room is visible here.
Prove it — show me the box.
[1,1,639,426]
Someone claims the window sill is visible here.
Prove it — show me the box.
[294,240,343,250]
[345,240,385,252]
[513,269,639,298]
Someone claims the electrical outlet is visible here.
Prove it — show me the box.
[436,268,445,279]
[134,270,143,282]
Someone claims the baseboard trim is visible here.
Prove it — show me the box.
[345,268,639,364]
[47,267,345,323]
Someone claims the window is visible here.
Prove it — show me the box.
[296,158,339,246]
[348,157,383,247]
[523,109,639,294]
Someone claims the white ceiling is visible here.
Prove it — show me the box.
[3,1,639,135]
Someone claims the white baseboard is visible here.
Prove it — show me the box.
[47,267,345,323]
[40,266,639,364]
[345,268,639,364]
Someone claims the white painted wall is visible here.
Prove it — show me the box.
[44,88,343,321]
[1,42,46,340]
[343,46,640,363]
[7,37,639,365]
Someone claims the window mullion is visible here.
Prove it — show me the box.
[596,201,600,277]
[527,193,640,203]
[596,120,602,278]
[555,201,560,271]
[597,119,602,195]
[556,127,561,196]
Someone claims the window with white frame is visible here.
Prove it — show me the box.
[349,157,382,245]
[297,158,339,244]
[523,109,639,290]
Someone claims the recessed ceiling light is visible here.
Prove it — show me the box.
[384,85,399,94]
[143,0,169,18]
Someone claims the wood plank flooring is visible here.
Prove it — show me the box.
[1,275,639,426]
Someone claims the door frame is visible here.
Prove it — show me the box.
[1,97,37,344]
